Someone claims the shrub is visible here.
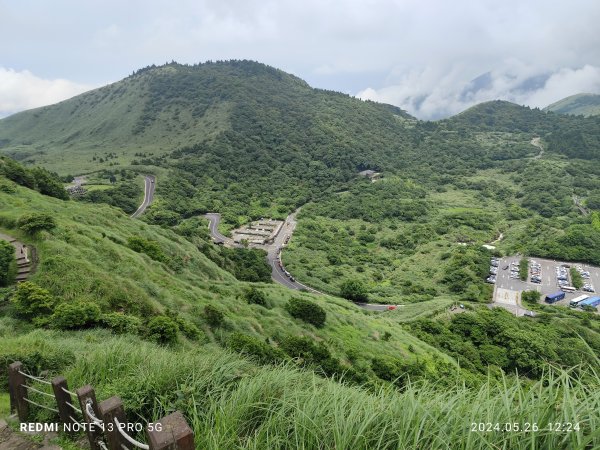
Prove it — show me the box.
[522,290,541,305]
[285,298,326,328]
[243,287,267,307]
[0,179,17,193]
[204,304,225,328]
[101,312,142,334]
[340,279,369,302]
[17,213,57,235]
[279,335,330,363]
[227,332,284,364]
[175,317,203,340]
[11,281,56,319]
[52,301,101,330]
[127,236,166,262]
[519,258,529,281]
[570,267,583,289]
[0,240,14,286]
[146,316,179,344]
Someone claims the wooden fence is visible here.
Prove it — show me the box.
[7,361,194,450]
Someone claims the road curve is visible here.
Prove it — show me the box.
[131,175,156,218]
[204,210,401,310]
[204,213,238,246]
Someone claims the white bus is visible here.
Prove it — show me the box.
[569,294,589,307]
[561,286,577,293]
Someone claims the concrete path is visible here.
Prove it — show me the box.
[0,232,32,283]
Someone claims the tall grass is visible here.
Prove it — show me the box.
[2,329,599,449]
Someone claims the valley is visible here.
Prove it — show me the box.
[0,61,599,449]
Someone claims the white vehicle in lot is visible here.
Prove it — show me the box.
[570,294,589,307]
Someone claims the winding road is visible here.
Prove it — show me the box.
[204,211,402,311]
[131,175,156,218]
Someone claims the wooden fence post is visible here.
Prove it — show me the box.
[51,376,76,432]
[77,384,103,450]
[8,361,29,421]
[98,396,129,450]
[147,411,194,450]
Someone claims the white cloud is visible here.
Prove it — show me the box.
[0,1,599,118]
[357,63,600,119]
[0,68,93,118]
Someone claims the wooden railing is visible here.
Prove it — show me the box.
[7,361,194,450]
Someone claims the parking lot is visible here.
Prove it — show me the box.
[489,256,600,311]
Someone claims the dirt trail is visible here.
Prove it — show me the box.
[531,137,544,159]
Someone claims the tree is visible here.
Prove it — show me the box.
[0,240,14,286]
[285,298,326,328]
[17,213,56,235]
[339,279,368,302]
[30,167,69,200]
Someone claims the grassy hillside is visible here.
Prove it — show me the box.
[0,178,459,386]
[544,93,600,117]
[1,328,599,450]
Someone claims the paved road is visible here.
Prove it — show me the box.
[204,210,404,311]
[204,213,239,246]
[131,175,156,218]
[265,209,322,294]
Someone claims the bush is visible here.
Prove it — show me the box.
[0,240,14,286]
[17,213,57,235]
[52,301,101,330]
[570,267,583,289]
[10,281,56,319]
[175,317,203,340]
[519,258,529,281]
[127,236,166,262]
[340,279,368,302]
[146,315,179,344]
[0,179,17,193]
[522,290,541,305]
[101,312,142,334]
[243,287,267,307]
[204,304,225,328]
[227,332,284,364]
[285,298,326,328]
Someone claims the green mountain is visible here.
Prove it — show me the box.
[0,61,413,176]
[1,62,600,448]
[544,93,600,117]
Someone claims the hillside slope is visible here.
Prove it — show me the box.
[0,176,453,383]
[0,61,413,176]
[544,93,600,117]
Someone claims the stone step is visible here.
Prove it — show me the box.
[15,274,29,281]
[17,267,31,275]
[17,262,30,268]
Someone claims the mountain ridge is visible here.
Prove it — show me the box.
[543,92,600,117]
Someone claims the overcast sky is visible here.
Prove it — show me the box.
[1,0,599,119]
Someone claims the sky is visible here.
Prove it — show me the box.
[1,0,599,119]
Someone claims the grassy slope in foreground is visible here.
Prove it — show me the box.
[0,182,450,377]
[1,328,599,450]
